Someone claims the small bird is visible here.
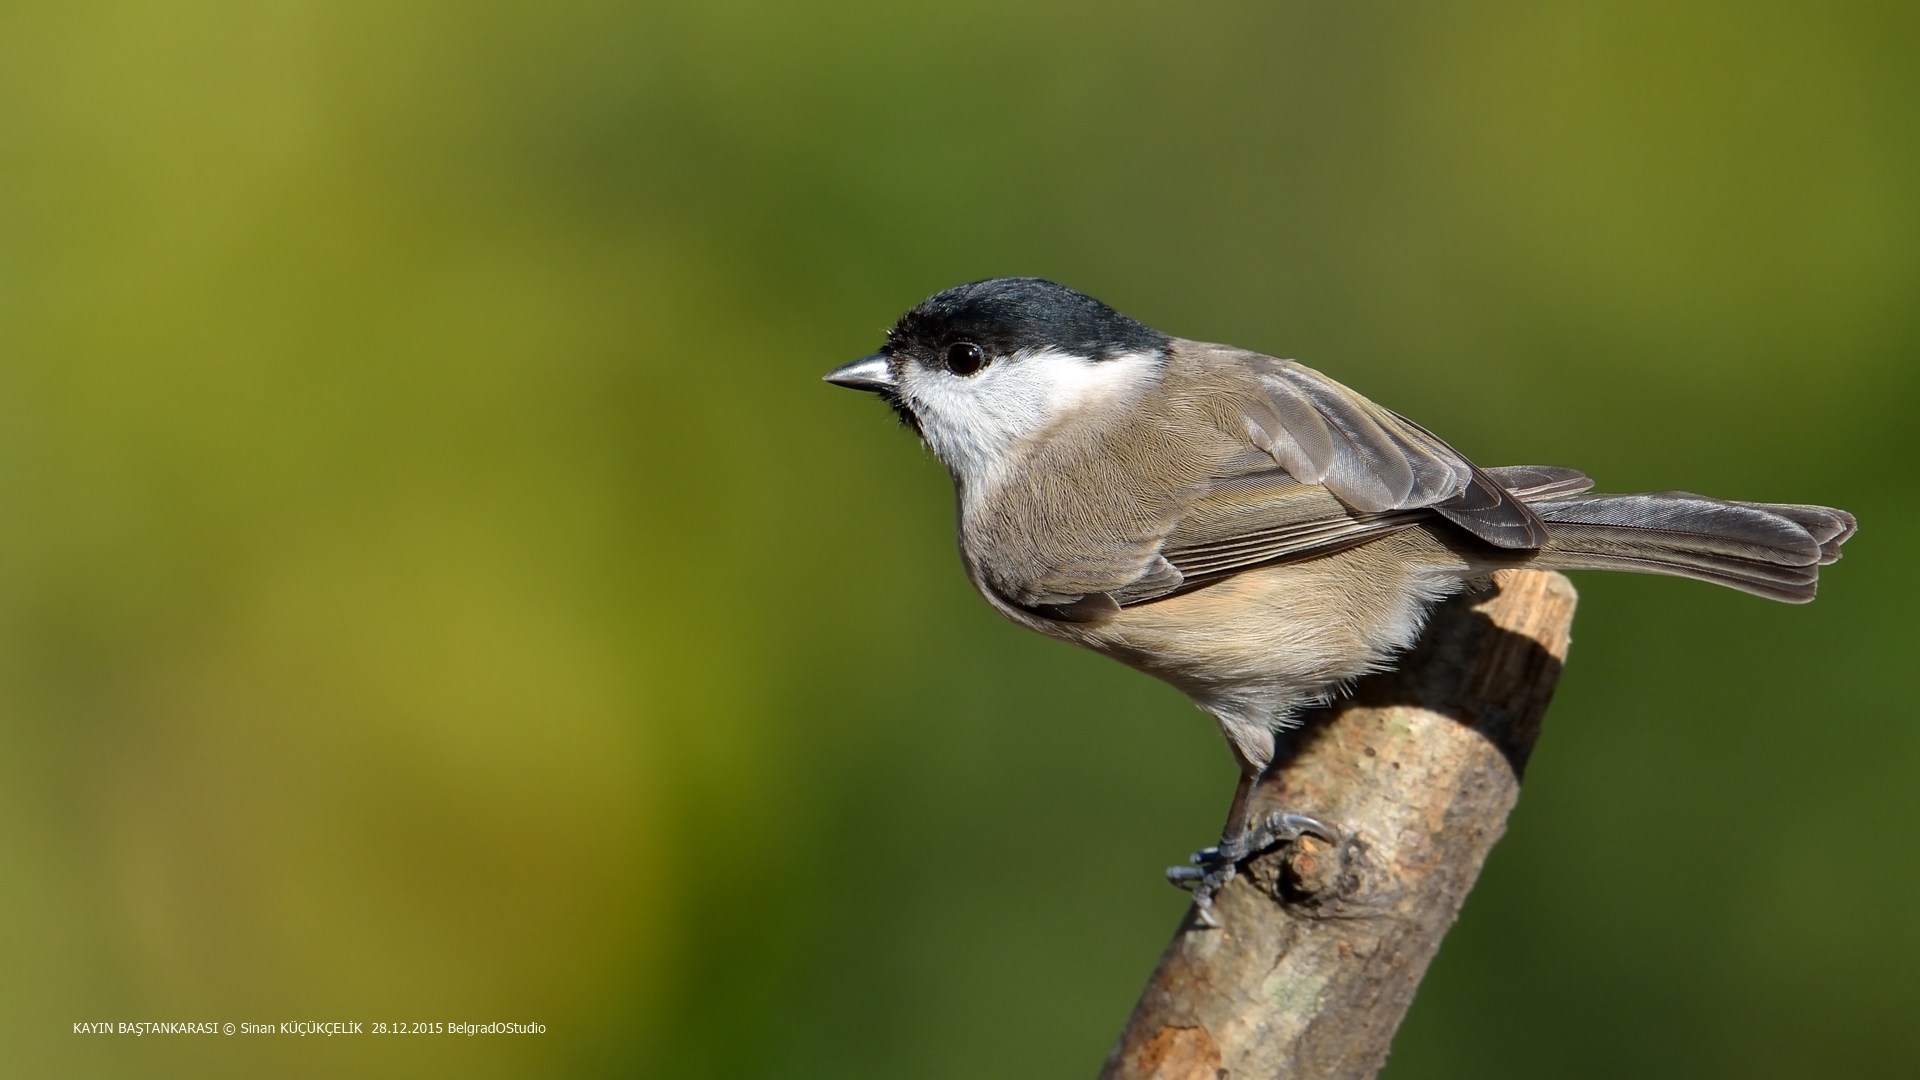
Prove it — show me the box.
[825,277,1855,920]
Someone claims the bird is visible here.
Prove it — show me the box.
[824,276,1856,921]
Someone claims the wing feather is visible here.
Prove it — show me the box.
[1233,357,1546,547]
[1095,352,1556,610]
[1127,473,1425,597]
[1003,345,1556,617]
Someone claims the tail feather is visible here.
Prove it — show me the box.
[1727,500,1855,562]
[1514,488,1856,604]
[1482,465,1595,501]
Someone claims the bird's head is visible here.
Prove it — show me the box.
[825,277,1169,487]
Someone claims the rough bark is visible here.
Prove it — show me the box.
[1101,569,1578,1080]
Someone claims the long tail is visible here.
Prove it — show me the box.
[1483,466,1857,603]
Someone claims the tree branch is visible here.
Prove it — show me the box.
[1101,569,1578,1080]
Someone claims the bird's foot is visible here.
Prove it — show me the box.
[1166,811,1336,927]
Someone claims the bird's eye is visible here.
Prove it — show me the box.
[944,341,988,376]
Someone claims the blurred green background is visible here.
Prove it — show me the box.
[2,1,1914,1076]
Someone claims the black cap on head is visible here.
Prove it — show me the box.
[887,278,1168,362]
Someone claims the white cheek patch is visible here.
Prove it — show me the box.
[904,348,1161,492]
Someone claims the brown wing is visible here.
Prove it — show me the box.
[1227,353,1548,548]
[1095,351,1560,610]
[1140,466,1590,593]
[1015,347,1557,618]
[1153,471,1428,586]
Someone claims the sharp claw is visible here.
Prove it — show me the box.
[1270,812,1337,844]
[1168,810,1341,926]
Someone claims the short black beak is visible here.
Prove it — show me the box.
[823,352,896,393]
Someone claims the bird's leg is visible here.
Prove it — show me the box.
[1166,771,1336,927]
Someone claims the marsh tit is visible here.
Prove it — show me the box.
[826,277,1855,920]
